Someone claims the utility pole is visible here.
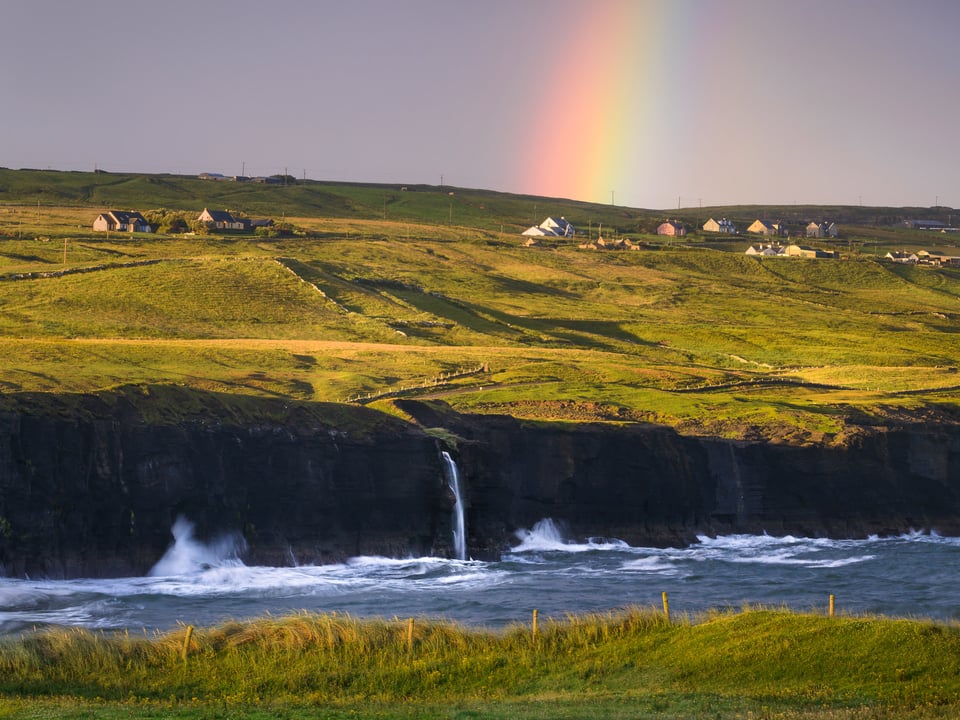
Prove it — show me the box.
[611,190,615,206]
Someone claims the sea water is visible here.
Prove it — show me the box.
[1,518,958,636]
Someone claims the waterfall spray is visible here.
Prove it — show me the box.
[441,451,467,560]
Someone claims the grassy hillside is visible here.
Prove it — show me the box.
[0,170,959,441]
[3,166,957,240]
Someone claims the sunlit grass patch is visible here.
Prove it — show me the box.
[1,608,960,718]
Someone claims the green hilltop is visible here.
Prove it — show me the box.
[1,167,959,442]
[2,166,955,236]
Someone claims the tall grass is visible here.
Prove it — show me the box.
[1,608,958,718]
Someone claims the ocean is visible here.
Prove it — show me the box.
[1,518,958,636]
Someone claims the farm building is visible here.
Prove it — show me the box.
[93,210,152,233]
[885,251,919,264]
[784,244,839,259]
[904,219,948,231]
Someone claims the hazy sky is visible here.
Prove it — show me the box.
[2,0,957,209]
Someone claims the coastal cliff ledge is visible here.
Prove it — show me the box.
[0,389,958,577]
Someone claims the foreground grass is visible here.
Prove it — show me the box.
[0,609,958,718]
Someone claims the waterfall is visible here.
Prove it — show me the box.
[441,451,467,561]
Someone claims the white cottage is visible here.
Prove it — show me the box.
[93,210,152,233]
[522,216,576,238]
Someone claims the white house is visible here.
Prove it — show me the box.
[522,216,576,238]
[885,251,919,264]
[745,243,784,256]
[93,210,152,233]
[198,208,248,231]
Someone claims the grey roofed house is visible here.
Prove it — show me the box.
[92,210,152,233]
[198,208,249,230]
[522,216,576,238]
[198,208,235,224]
[747,219,785,236]
[905,219,947,230]
[806,221,839,238]
[703,217,736,234]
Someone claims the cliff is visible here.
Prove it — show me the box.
[1,392,959,577]
[414,407,960,557]
[0,390,446,577]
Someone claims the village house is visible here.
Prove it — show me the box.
[521,216,576,238]
[703,217,736,234]
[745,243,784,256]
[806,221,839,238]
[657,220,686,237]
[198,208,248,231]
[93,210,152,233]
[885,251,919,264]
[746,219,785,236]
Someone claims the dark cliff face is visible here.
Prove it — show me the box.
[0,396,448,578]
[2,394,959,578]
[398,401,960,557]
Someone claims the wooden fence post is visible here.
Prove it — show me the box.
[181,625,194,662]
[407,617,414,652]
[829,594,835,618]
[532,609,539,638]
[662,592,670,622]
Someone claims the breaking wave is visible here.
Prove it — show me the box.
[2,518,959,635]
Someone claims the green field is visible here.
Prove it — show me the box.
[2,608,960,719]
[1,170,959,441]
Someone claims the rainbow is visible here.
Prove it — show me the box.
[517,1,713,209]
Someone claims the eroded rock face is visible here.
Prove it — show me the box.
[1,394,959,578]
[399,402,960,558]
[0,396,446,577]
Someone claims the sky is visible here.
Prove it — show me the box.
[2,0,958,210]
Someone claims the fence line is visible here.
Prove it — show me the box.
[344,363,489,404]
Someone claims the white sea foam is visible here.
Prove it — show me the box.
[621,556,678,574]
[510,518,629,554]
[148,516,247,577]
[2,524,959,635]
